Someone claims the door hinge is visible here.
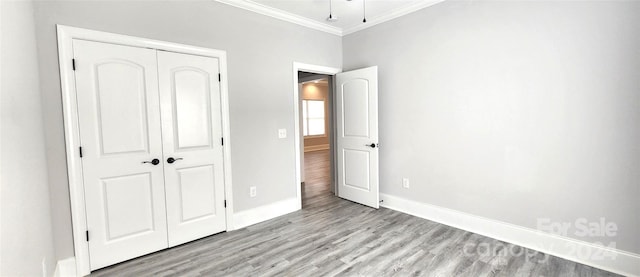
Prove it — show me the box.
[224,200,227,208]
[218,73,221,82]
[79,146,83,158]
[86,230,89,241]
[221,137,224,146]
[72,59,76,71]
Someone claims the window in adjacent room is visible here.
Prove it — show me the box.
[302,99,325,136]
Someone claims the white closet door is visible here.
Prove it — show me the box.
[73,40,168,270]
[157,51,227,247]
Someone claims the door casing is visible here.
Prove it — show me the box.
[292,63,342,209]
[57,25,234,276]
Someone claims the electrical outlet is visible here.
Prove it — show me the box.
[402,178,410,189]
[278,128,287,139]
[250,186,257,197]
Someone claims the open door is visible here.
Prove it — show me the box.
[336,66,379,208]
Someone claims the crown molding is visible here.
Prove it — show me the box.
[342,0,446,35]
[215,0,447,37]
[214,0,343,36]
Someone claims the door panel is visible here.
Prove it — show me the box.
[342,79,370,137]
[343,149,371,191]
[94,62,150,155]
[336,66,379,208]
[176,165,217,222]
[158,51,226,247]
[173,68,213,149]
[73,39,168,270]
[101,173,155,240]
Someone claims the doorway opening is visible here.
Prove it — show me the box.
[292,63,341,210]
[293,64,380,210]
[298,72,334,208]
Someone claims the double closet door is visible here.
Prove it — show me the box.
[73,40,226,270]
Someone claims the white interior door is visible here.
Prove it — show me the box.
[157,51,227,247]
[73,40,169,270]
[336,66,379,208]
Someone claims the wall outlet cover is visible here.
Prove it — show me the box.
[278,128,287,139]
[402,178,410,189]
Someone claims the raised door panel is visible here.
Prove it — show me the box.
[73,39,168,270]
[94,62,150,155]
[158,51,226,247]
[101,173,155,241]
[343,149,371,191]
[176,165,217,223]
[342,79,370,138]
[172,68,213,150]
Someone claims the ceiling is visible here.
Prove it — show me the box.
[216,0,445,36]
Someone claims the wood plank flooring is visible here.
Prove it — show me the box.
[302,149,332,208]
[91,150,618,276]
[303,149,331,186]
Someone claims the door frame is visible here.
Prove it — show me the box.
[57,25,235,276]
[292,62,341,209]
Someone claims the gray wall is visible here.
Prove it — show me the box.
[343,0,640,254]
[1,1,57,275]
[33,0,342,261]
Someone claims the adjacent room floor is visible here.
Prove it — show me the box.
[91,149,618,276]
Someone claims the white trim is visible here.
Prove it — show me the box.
[293,62,341,211]
[214,0,446,37]
[214,0,342,36]
[54,257,76,277]
[298,74,329,84]
[231,198,299,230]
[342,0,446,35]
[380,193,640,277]
[304,144,330,152]
[303,134,327,139]
[56,25,235,276]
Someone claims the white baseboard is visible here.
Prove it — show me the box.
[304,144,329,152]
[380,193,640,277]
[54,257,76,277]
[231,197,300,230]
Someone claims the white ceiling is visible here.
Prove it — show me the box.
[216,0,445,36]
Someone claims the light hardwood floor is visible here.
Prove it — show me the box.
[91,149,618,276]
